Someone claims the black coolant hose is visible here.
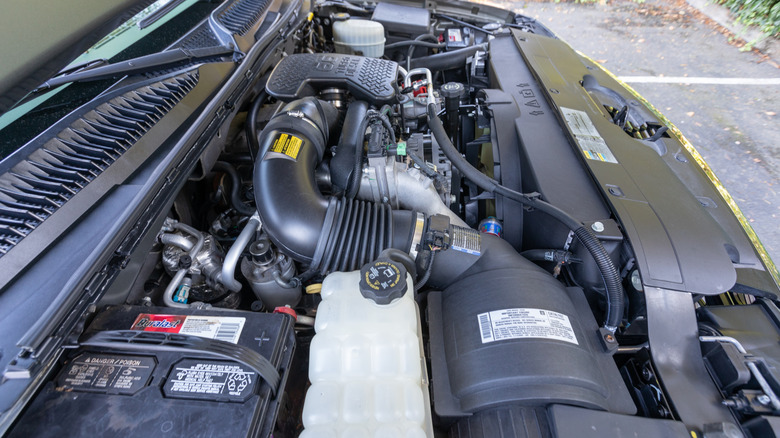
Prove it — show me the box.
[426,103,624,331]
[253,97,416,273]
[410,44,487,71]
[346,113,372,199]
[330,100,369,197]
[385,39,447,50]
[404,34,444,72]
[213,161,255,216]
[246,90,268,162]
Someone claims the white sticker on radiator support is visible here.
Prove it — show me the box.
[560,106,618,164]
[477,308,578,345]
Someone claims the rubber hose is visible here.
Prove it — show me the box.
[426,103,624,331]
[573,227,622,330]
[346,113,372,198]
[246,90,267,162]
[385,40,447,50]
[410,44,487,71]
[406,33,441,72]
[213,161,255,216]
[331,100,369,196]
[378,248,418,280]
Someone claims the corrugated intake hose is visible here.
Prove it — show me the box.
[253,97,416,274]
[426,103,624,331]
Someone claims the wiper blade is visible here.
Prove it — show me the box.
[36,45,235,91]
[138,0,190,29]
[52,58,110,79]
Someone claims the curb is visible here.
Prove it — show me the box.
[685,0,779,59]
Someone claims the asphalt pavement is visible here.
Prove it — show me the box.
[489,0,780,266]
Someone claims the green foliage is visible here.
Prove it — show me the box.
[717,0,780,37]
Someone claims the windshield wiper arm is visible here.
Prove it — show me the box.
[36,45,236,91]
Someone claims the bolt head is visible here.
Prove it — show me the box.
[757,394,771,405]
[641,366,654,382]
[591,221,605,233]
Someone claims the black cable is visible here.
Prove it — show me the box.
[414,250,436,292]
[426,103,624,331]
[377,111,396,145]
[385,40,447,50]
[246,90,267,162]
[213,161,255,216]
[521,249,581,264]
[645,126,668,142]
[407,149,444,193]
[434,13,494,35]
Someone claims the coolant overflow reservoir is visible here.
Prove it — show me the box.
[301,260,433,437]
[332,18,385,58]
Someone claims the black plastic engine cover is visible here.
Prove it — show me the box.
[265,53,398,103]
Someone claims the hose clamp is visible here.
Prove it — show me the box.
[408,212,426,261]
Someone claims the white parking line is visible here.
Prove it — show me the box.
[617,76,780,85]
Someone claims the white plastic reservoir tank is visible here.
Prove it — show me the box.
[332,18,385,58]
[301,261,433,437]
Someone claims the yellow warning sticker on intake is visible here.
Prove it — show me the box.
[268,133,302,160]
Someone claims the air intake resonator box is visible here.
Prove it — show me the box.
[265,53,398,103]
[426,236,635,424]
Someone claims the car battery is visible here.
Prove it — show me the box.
[9,305,295,438]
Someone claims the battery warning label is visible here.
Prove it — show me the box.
[266,133,303,160]
[57,353,155,395]
[477,308,578,345]
[164,359,257,402]
[131,314,245,344]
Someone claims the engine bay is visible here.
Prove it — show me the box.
[8,1,780,437]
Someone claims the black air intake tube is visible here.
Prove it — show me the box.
[253,97,417,273]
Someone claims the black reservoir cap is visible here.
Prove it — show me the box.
[359,258,408,304]
[440,82,465,100]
